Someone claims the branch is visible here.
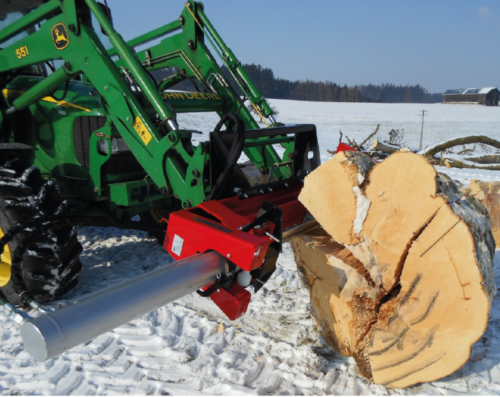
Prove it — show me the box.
[443,157,500,170]
[420,136,500,157]
[465,155,500,165]
[360,124,380,149]
[346,136,357,147]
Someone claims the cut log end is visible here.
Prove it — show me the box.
[298,150,376,246]
[294,151,496,388]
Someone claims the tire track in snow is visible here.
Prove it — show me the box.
[0,221,499,395]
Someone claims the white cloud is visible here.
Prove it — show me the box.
[478,6,495,20]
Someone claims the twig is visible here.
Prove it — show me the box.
[347,137,356,147]
[360,124,380,149]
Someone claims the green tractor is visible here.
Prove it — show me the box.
[0,0,320,360]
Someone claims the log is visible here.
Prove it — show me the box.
[468,180,500,248]
[293,151,496,388]
[298,150,376,246]
[293,228,383,375]
[371,138,399,154]
[442,157,500,171]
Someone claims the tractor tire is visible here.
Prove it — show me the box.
[0,159,83,306]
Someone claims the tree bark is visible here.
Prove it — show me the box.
[467,180,500,248]
[293,151,496,388]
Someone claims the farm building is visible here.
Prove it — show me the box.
[443,87,499,106]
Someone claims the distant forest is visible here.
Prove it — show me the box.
[152,64,443,103]
[221,64,443,103]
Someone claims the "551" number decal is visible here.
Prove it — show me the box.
[15,45,29,59]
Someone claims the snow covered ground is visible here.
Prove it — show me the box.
[1,101,500,395]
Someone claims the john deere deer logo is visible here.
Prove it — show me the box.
[51,23,69,50]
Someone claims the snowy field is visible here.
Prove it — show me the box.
[1,101,500,395]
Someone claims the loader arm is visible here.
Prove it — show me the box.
[0,0,194,202]
[0,0,291,206]
[111,0,293,180]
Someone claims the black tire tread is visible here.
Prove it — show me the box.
[0,160,83,305]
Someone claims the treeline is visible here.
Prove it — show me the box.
[152,64,443,103]
[221,64,443,103]
[221,64,367,102]
[359,84,443,103]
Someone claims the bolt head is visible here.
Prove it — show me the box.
[126,117,130,121]
[94,187,99,192]
[227,254,231,258]
[104,86,108,90]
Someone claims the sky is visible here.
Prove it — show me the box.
[106,0,500,94]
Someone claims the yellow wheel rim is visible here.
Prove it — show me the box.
[0,226,12,287]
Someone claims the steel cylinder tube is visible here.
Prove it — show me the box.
[21,252,228,361]
[282,219,319,243]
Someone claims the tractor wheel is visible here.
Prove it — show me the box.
[0,159,83,306]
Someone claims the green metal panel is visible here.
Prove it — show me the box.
[109,180,166,207]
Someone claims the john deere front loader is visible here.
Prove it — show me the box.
[0,0,319,360]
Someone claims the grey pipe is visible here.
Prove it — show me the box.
[21,252,228,362]
[282,219,319,243]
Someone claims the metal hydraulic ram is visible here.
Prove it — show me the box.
[20,252,228,362]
